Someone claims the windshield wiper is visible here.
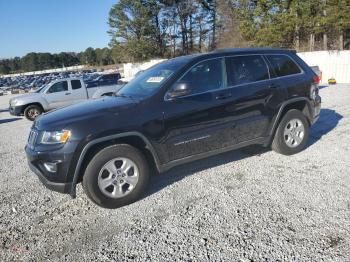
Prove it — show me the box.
[114,93,133,99]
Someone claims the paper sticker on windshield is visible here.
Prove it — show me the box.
[146,76,164,83]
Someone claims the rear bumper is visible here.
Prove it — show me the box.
[310,95,321,125]
[9,105,24,116]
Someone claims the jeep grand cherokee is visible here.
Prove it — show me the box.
[25,48,321,209]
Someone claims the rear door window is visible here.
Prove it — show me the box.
[266,55,301,77]
[225,55,269,86]
[71,80,82,90]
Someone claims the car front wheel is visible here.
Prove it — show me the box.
[24,105,42,121]
[272,109,309,155]
[82,144,149,209]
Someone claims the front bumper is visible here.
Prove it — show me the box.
[27,158,72,193]
[9,105,25,116]
[25,142,78,194]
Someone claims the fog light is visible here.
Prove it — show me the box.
[43,162,58,173]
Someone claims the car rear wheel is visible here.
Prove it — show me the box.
[24,105,42,121]
[272,109,309,155]
[82,144,149,209]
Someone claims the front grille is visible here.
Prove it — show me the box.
[28,129,38,149]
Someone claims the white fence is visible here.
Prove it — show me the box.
[298,50,350,84]
[123,59,166,81]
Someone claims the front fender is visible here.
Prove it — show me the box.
[14,95,48,111]
[39,97,50,111]
[69,131,161,198]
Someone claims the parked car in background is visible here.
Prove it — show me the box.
[25,48,321,209]
[85,73,121,88]
[9,78,121,120]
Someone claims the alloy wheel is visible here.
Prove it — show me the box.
[97,157,139,198]
[283,118,305,148]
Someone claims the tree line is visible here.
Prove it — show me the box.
[108,0,350,62]
[0,48,116,75]
[1,0,349,74]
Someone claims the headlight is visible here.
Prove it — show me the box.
[40,130,71,144]
[11,99,18,106]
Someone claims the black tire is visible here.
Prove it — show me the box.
[272,109,309,155]
[82,144,149,209]
[24,105,42,121]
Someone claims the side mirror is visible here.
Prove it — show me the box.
[167,82,192,100]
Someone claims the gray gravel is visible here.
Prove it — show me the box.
[0,85,349,261]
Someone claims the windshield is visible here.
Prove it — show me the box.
[117,60,186,98]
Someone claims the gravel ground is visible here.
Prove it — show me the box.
[0,84,349,261]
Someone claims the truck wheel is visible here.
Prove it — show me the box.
[82,144,150,209]
[24,105,42,121]
[272,109,309,155]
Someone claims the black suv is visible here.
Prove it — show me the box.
[25,48,321,209]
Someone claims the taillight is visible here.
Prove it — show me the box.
[313,75,321,84]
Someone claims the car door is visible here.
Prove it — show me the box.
[161,57,234,162]
[44,80,70,109]
[221,54,284,144]
[67,79,87,104]
[264,54,306,98]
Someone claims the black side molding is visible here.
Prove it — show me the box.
[269,97,313,137]
[69,132,161,198]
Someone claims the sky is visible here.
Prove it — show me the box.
[0,0,116,59]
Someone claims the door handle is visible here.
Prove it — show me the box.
[215,93,232,100]
[65,92,71,95]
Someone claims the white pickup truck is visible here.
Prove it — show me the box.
[9,78,123,120]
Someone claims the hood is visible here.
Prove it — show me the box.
[34,96,137,130]
[10,92,40,104]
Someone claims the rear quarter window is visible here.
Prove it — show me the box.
[266,55,301,77]
[71,80,82,90]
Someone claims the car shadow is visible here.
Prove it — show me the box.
[144,145,268,199]
[0,118,21,124]
[143,108,341,199]
[307,108,342,147]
